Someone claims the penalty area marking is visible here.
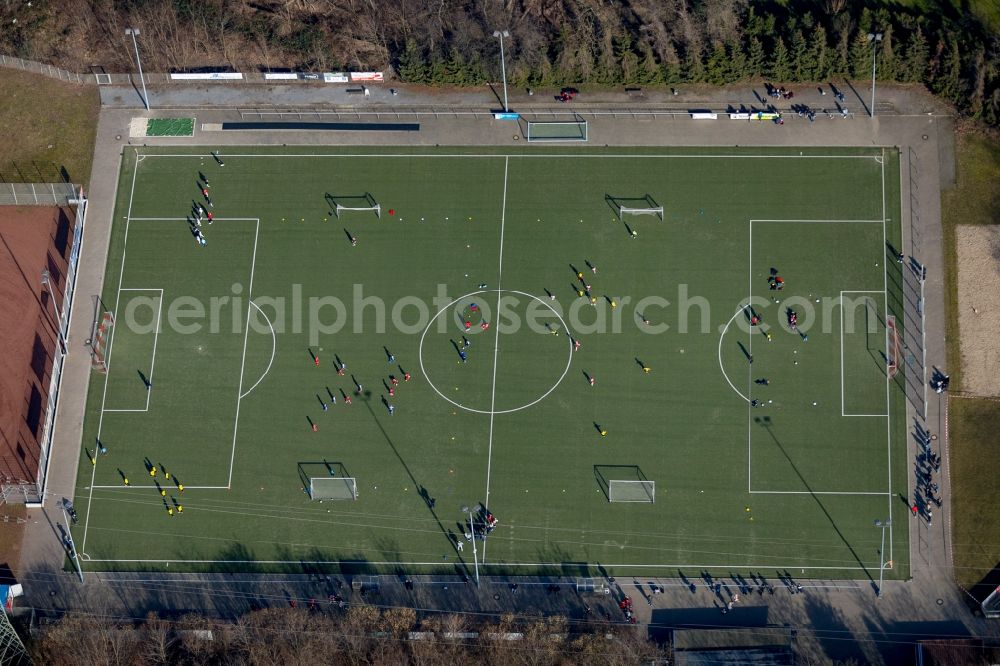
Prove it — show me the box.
[418,289,574,415]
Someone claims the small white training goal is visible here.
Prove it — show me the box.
[328,192,381,218]
[335,203,380,218]
[619,206,664,221]
[608,479,655,503]
[309,476,358,501]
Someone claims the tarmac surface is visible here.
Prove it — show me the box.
[11,78,997,663]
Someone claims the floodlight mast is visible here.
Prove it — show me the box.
[462,505,480,586]
[126,28,150,111]
[867,32,883,118]
[493,30,511,113]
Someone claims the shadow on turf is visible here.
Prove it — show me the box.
[593,465,649,502]
[360,395,475,580]
[753,416,878,594]
[297,461,351,493]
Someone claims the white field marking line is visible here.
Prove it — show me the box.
[482,156,508,564]
[87,216,259,556]
[228,218,261,489]
[239,301,276,399]
[840,292,845,415]
[417,290,574,415]
[83,148,140,555]
[139,152,886,160]
[129,217,260,221]
[100,287,163,413]
[881,149,894,565]
[839,291,890,417]
[144,289,165,411]
[750,490,893,496]
[89,485,228,490]
[750,219,884,224]
[747,220,892,495]
[747,216,754,494]
[718,308,751,403]
[75,557,874,571]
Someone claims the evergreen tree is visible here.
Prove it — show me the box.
[683,43,705,82]
[637,42,664,85]
[660,43,683,84]
[790,30,811,80]
[770,38,791,81]
[529,52,555,87]
[727,39,748,82]
[553,24,576,83]
[427,53,448,84]
[444,47,468,85]
[828,33,849,76]
[615,35,639,85]
[396,39,427,83]
[903,28,929,83]
[809,25,829,80]
[466,54,487,85]
[747,37,766,77]
[849,32,873,80]
[875,26,898,81]
[744,6,776,40]
[931,38,962,104]
[705,41,728,84]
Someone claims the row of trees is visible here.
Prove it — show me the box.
[396,6,996,124]
[0,1,997,125]
[28,605,664,666]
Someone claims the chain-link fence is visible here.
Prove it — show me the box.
[0,183,79,206]
[0,54,85,84]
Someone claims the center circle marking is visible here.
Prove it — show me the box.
[418,290,574,414]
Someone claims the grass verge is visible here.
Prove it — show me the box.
[0,68,99,187]
[948,396,1000,589]
[941,125,1000,589]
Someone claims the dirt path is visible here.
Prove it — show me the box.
[954,225,1000,396]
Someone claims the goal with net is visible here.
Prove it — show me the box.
[886,315,901,378]
[607,194,664,221]
[608,480,655,503]
[328,192,381,219]
[90,311,114,373]
[308,476,358,501]
[619,205,664,220]
[523,118,588,142]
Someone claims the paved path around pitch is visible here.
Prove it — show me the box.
[13,80,996,664]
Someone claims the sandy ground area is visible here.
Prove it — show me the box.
[955,224,1000,396]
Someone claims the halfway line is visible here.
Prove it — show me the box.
[482,156,509,560]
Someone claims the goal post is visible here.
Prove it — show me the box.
[619,205,664,221]
[608,480,655,503]
[329,192,381,218]
[309,476,358,501]
[335,203,380,218]
[607,194,664,221]
[886,315,901,378]
[90,311,114,373]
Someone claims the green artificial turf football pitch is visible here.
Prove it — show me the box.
[73,145,909,579]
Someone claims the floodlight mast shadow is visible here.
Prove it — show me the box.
[874,518,891,597]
